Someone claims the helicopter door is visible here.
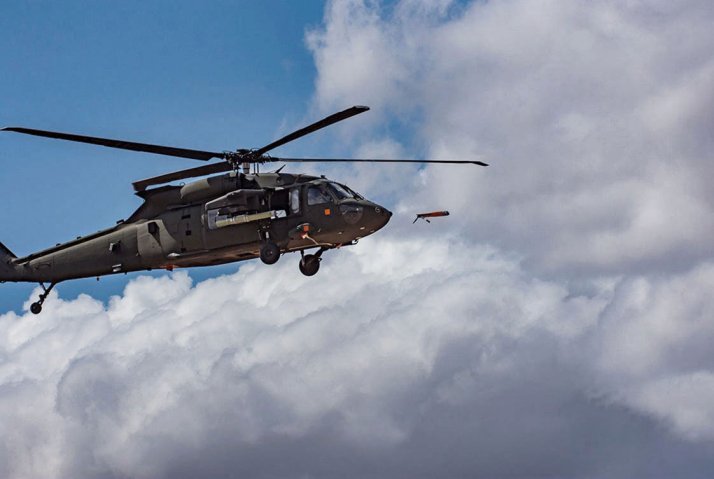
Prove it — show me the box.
[178,207,202,252]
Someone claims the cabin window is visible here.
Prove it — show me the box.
[290,188,301,214]
[270,189,290,216]
[206,209,221,230]
[307,186,332,205]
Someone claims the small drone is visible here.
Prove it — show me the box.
[413,211,450,223]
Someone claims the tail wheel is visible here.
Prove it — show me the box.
[299,254,320,276]
[260,241,280,265]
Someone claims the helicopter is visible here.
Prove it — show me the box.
[0,106,486,314]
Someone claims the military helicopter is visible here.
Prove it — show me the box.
[0,106,486,314]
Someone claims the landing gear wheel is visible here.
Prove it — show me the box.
[29,281,57,315]
[260,241,280,265]
[299,254,320,276]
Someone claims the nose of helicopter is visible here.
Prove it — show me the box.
[366,203,392,233]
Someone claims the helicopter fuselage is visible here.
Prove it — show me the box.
[0,171,391,286]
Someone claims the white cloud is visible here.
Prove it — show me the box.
[3,237,714,477]
[308,0,714,275]
[629,372,714,442]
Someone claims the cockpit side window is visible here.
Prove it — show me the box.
[307,186,332,205]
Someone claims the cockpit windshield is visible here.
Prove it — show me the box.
[344,184,363,199]
[326,182,360,200]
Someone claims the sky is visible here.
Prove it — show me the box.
[2,0,714,478]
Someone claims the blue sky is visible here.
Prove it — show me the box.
[0,1,332,311]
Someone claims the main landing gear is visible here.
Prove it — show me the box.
[259,240,326,277]
[259,241,281,265]
[30,282,57,315]
[299,248,326,277]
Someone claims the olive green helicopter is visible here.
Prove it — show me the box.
[0,106,486,314]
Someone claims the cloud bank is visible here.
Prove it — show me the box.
[3,0,714,477]
[3,238,714,478]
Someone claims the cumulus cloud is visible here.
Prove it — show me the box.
[2,237,714,478]
[308,0,714,275]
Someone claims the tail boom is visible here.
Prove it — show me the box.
[0,242,19,281]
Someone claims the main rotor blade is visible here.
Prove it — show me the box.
[133,162,233,192]
[272,157,489,166]
[252,106,370,157]
[2,126,224,161]
[133,156,486,192]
